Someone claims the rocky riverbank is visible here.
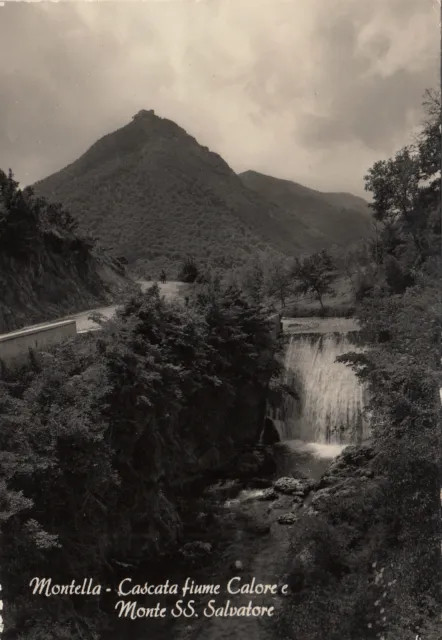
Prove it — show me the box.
[107,442,383,640]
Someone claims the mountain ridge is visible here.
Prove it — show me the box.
[33,110,373,275]
[238,170,373,250]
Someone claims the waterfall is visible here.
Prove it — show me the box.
[273,332,368,445]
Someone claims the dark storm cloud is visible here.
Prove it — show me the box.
[0,0,438,195]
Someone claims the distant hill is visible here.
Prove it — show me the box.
[239,171,373,251]
[34,110,373,276]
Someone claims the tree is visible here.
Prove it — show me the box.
[362,90,441,296]
[178,256,199,283]
[264,255,293,309]
[0,169,83,257]
[291,250,336,309]
[364,147,431,275]
[41,200,79,233]
[0,169,40,255]
[416,88,441,191]
[0,280,282,638]
[337,88,441,635]
[237,254,267,306]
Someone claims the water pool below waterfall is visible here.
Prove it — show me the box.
[273,440,346,481]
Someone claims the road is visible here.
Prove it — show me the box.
[66,280,185,332]
[7,284,358,337]
[7,281,186,336]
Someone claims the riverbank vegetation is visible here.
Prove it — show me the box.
[0,280,282,638]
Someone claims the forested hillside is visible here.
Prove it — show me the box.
[33,110,372,277]
[239,170,373,250]
[0,170,136,333]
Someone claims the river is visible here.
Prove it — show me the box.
[95,303,365,640]
[47,288,366,639]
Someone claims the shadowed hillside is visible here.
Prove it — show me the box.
[239,170,374,251]
[34,110,373,276]
[0,170,137,333]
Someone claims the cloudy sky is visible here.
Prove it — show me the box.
[0,0,439,197]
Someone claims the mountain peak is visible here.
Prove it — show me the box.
[33,112,373,276]
[133,108,156,119]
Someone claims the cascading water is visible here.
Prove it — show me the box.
[271,332,368,446]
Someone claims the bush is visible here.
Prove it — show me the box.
[177,257,200,283]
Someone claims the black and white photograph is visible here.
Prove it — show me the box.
[0,0,440,638]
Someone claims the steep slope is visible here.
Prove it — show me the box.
[0,170,137,333]
[33,110,301,276]
[239,170,374,250]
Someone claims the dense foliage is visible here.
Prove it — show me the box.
[228,249,340,315]
[291,250,336,309]
[0,169,132,332]
[0,169,84,259]
[0,283,281,638]
[177,256,200,283]
[342,88,442,635]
